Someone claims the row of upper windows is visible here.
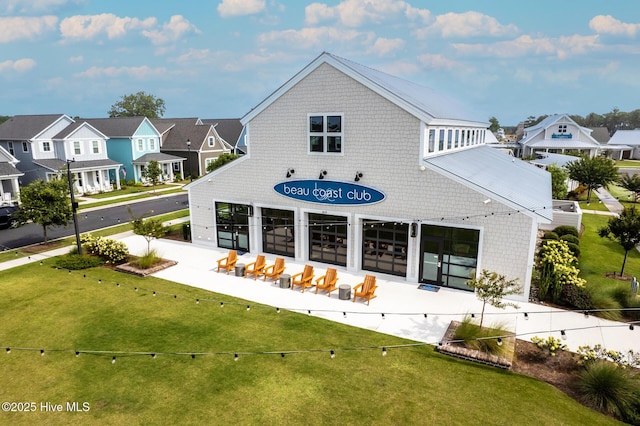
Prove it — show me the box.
[7,141,28,155]
[136,138,157,151]
[427,128,486,154]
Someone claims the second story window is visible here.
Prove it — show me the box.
[8,142,14,155]
[208,136,215,147]
[149,138,156,150]
[22,142,28,153]
[137,139,144,151]
[42,141,51,152]
[73,141,81,155]
[558,124,567,133]
[309,113,343,154]
[92,141,99,154]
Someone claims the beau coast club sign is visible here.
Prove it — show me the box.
[274,179,385,205]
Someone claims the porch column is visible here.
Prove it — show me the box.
[114,167,121,190]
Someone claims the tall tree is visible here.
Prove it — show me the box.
[598,207,640,276]
[565,156,619,203]
[488,116,500,133]
[547,164,569,200]
[619,174,640,203]
[108,91,166,118]
[15,179,72,243]
[142,160,162,191]
[466,269,521,328]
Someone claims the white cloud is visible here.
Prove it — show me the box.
[305,0,421,27]
[416,53,459,70]
[452,34,600,59]
[405,5,430,24]
[589,15,640,37]
[218,0,266,17]
[369,37,405,56]
[0,58,37,73]
[259,26,374,49]
[142,15,200,45]
[60,14,156,41]
[76,65,168,79]
[416,11,518,39]
[0,16,58,43]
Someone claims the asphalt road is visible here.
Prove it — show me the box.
[0,193,189,251]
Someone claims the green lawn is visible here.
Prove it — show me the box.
[81,183,184,199]
[0,261,615,424]
[615,160,640,168]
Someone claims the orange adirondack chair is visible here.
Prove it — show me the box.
[315,268,338,296]
[216,250,237,274]
[244,255,266,280]
[353,274,377,305]
[291,265,315,292]
[263,257,285,282]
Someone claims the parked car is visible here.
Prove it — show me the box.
[0,205,19,229]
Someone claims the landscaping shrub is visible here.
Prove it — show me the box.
[560,234,580,245]
[537,239,585,303]
[610,284,640,321]
[554,225,579,238]
[590,293,623,321]
[542,231,559,240]
[452,315,510,356]
[130,249,162,270]
[576,360,640,421]
[81,233,129,264]
[566,242,581,258]
[530,335,567,357]
[55,254,104,270]
[560,283,594,310]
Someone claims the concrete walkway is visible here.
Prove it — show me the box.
[4,232,637,355]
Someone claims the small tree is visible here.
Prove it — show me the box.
[466,269,521,328]
[205,153,239,173]
[142,160,162,191]
[108,91,165,118]
[619,173,640,203]
[565,156,619,203]
[598,206,640,276]
[15,179,72,243]
[128,207,167,255]
[547,164,569,200]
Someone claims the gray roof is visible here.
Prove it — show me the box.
[0,114,67,140]
[133,152,184,164]
[0,162,23,177]
[242,52,487,126]
[33,158,121,172]
[200,119,243,145]
[529,153,578,168]
[52,120,108,139]
[423,146,553,222]
[608,129,640,146]
[589,127,611,143]
[80,117,149,137]
[150,118,211,151]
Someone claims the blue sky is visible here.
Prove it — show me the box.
[1,0,639,126]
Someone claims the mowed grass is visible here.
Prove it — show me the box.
[0,261,615,425]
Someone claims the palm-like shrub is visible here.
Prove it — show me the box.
[576,360,639,420]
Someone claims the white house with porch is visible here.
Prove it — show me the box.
[518,114,601,158]
[0,145,23,205]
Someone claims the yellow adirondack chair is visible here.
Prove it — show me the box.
[263,257,285,282]
[291,265,315,292]
[216,250,237,274]
[315,268,338,296]
[244,254,266,280]
[353,274,377,305]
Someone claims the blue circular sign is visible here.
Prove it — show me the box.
[274,179,386,205]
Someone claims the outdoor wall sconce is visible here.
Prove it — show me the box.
[286,168,295,178]
[354,172,363,182]
[410,222,418,238]
[319,170,327,179]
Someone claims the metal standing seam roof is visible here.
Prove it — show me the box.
[607,129,640,146]
[423,146,553,222]
[526,139,601,149]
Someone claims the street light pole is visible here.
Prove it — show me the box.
[66,159,82,255]
[186,139,192,182]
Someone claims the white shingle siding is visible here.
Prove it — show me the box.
[189,61,543,301]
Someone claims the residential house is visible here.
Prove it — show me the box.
[518,114,601,158]
[84,117,182,184]
[186,52,552,302]
[603,129,640,160]
[200,118,245,156]
[0,145,23,205]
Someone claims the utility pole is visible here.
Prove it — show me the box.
[66,159,82,255]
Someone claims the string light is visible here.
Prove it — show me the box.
[40,349,45,356]
[196,298,199,304]
[382,347,387,356]
[524,312,529,320]
[560,330,567,340]
[497,338,503,346]
[381,313,385,320]
[276,307,280,314]
[330,350,335,359]
[234,353,239,361]
[112,356,116,364]
[6,348,10,354]
[246,305,251,311]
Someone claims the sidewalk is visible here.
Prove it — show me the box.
[580,187,623,216]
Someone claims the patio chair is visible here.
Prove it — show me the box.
[315,268,338,296]
[353,274,378,305]
[216,250,237,274]
[244,254,266,280]
[291,265,315,292]
[263,257,285,282]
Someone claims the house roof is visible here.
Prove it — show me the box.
[34,158,121,172]
[0,162,23,177]
[132,152,184,164]
[529,153,578,168]
[423,145,553,222]
[80,117,151,137]
[589,127,611,143]
[525,139,601,149]
[200,119,243,145]
[242,52,487,127]
[0,114,69,140]
[149,118,212,151]
[607,129,640,146]
[520,114,600,147]
[52,121,108,140]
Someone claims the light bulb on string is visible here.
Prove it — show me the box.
[330,350,336,359]
[382,347,387,357]
[112,356,116,364]
[234,353,239,361]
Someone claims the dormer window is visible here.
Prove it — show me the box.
[42,141,51,152]
[309,113,343,154]
[558,125,567,133]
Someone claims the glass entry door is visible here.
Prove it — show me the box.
[215,202,250,252]
[421,237,443,285]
